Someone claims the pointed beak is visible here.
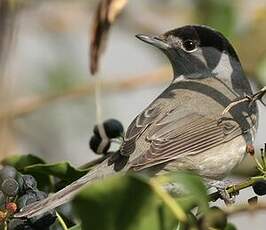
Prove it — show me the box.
[135,34,170,50]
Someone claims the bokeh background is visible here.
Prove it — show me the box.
[1,0,266,229]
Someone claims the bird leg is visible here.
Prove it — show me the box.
[204,178,238,205]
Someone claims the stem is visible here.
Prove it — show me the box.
[223,201,266,216]
[56,212,68,230]
[209,176,266,202]
[79,154,110,170]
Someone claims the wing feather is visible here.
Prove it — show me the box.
[130,113,242,171]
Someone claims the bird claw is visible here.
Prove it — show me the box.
[216,186,235,205]
[205,179,236,205]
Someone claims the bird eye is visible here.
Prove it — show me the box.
[182,40,197,52]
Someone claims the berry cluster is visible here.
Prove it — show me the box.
[89,119,124,154]
[252,145,266,196]
[0,166,56,230]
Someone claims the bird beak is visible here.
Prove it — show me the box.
[136,34,170,50]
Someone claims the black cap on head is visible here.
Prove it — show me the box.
[136,25,241,78]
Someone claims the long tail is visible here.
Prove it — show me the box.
[15,159,117,218]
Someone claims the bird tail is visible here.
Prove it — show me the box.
[15,159,116,218]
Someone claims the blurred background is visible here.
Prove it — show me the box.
[1,0,266,229]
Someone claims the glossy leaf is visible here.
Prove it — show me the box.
[24,161,89,184]
[73,174,178,230]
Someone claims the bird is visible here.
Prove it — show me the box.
[16,25,258,218]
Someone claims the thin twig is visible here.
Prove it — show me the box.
[0,66,170,122]
[78,154,109,170]
[208,176,266,202]
[221,86,266,116]
[223,201,266,216]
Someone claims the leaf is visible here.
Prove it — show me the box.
[225,223,237,230]
[24,161,89,184]
[73,174,178,230]
[90,0,127,75]
[164,172,209,213]
[68,225,81,230]
[2,154,46,169]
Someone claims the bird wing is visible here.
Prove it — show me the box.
[120,102,165,156]
[129,112,243,171]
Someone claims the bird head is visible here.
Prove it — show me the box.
[136,25,242,80]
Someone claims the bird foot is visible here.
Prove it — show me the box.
[205,179,236,205]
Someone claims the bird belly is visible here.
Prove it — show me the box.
[164,135,247,180]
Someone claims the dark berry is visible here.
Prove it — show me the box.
[15,173,25,194]
[22,175,37,191]
[29,210,56,229]
[89,135,110,154]
[0,191,5,207]
[0,166,17,181]
[93,119,124,139]
[1,178,19,197]
[17,193,36,210]
[34,190,47,200]
[252,180,266,196]
[8,218,33,230]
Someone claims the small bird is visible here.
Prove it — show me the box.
[16,25,258,218]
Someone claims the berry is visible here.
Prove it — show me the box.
[22,175,37,191]
[0,191,5,208]
[29,210,56,229]
[1,178,19,197]
[0,210,7,222]
[34,190,47,200]
[89,135,110,154]
[252,180,266,196]
[6,202,17,214]
[93,119,124,139]
[0,166,17,181]
[17,193,36,210]
[8,218,33,230]
[15,173,25,194]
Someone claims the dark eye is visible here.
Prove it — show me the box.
[182,40,197,52]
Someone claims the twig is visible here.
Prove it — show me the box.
[223,201,266,216]
[0,66,170,122]
[221,86,266,116]
[208,176,266,202]
[78,154,109,170]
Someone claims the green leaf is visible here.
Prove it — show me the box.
[166,172,209,212]
[225,223,237,230]
[2,154,45,169]
[24,161,89,184]
[73,174,178,230]
[68,225,81,230]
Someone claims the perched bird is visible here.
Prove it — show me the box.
[16,25,258,218]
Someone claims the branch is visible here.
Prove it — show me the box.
[0,66,171,122]
[223,200,266,216]
[221,86,266,116]
[208,176,265,202]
